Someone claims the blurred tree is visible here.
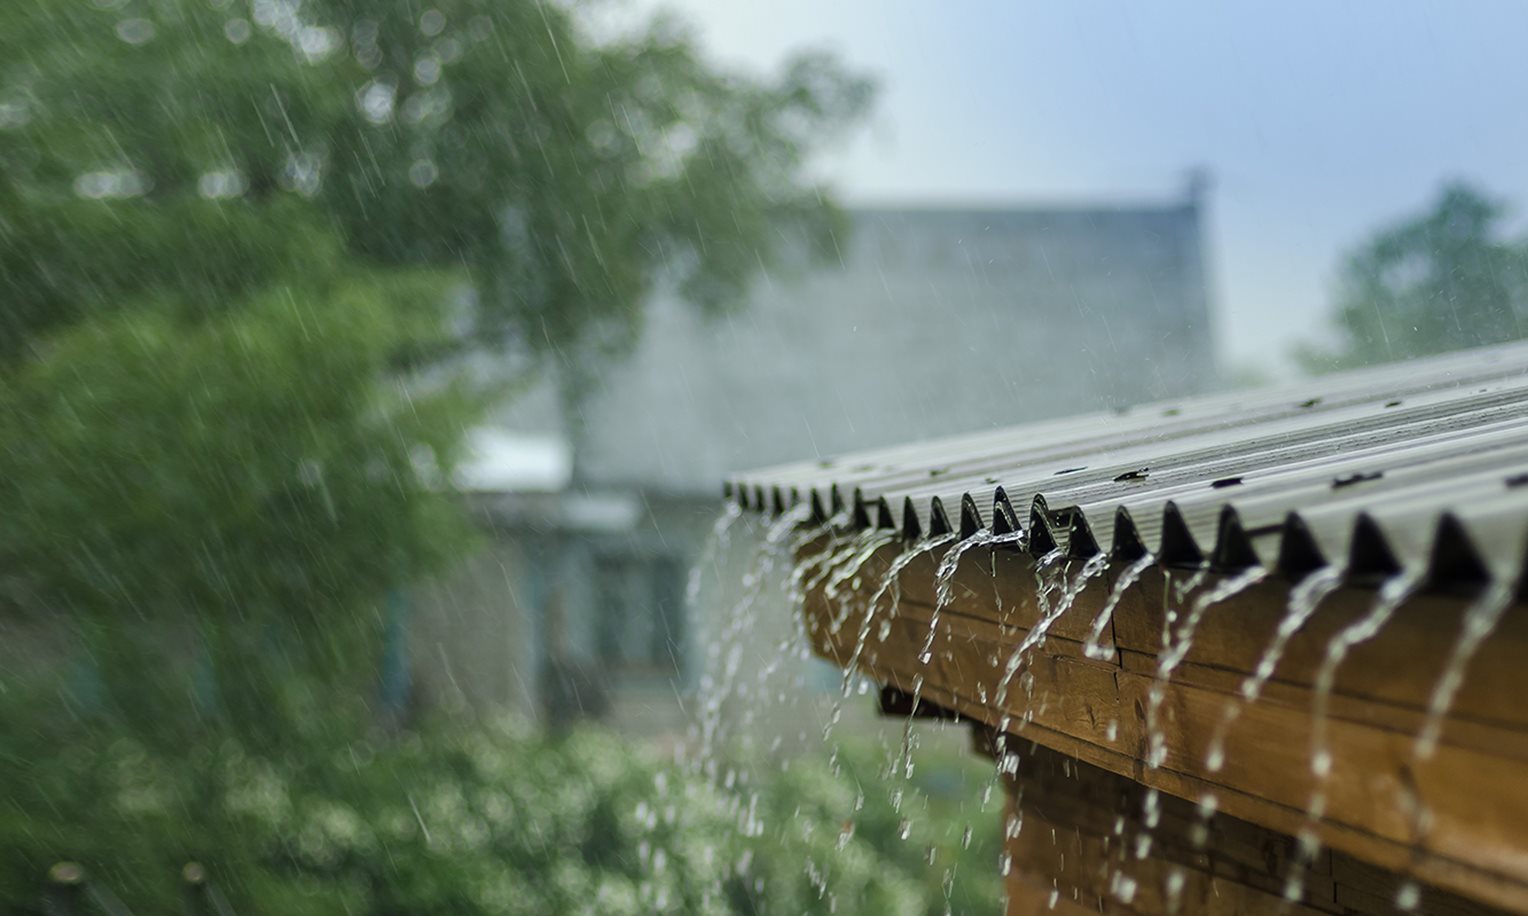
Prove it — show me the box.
[0,0,869,733]
[0,281,479,738]
[1297,182,1528,371]
[0,0,872,363]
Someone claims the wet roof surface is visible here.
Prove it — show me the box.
[725,341,1528,591]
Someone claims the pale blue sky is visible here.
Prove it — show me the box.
[618,0,1528,375]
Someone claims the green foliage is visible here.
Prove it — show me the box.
[0,0,868,729]
[1,279,471,623]
[0,2,890,911]
[0,0,872,361]
[1298,182,1528,371]
[0,274,479,736]
[0,719,998,915]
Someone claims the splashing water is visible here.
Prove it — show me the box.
[1131,563,1258,885]
[1273,571,1424,901]
[919,528,1026,665]
[823,528,902,633]
[974,546,1101,819]
[821,532,957,821]
[892,530,1026,791]
[839,533,958,700]
[1144,565,1268,771]
[686,500,743,612]
[1309,571,1422,783]
[1082,553,1156,661]
[978,550,1107,826]
[786,510,856,609]
[1415,580,1514,760]
[988,548,1072,724]
[1202,566,1341,774]
[692,503,814,775]
[1281,577,1511,906]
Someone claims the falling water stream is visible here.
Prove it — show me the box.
[692,503,813,774]
[1082,553,1156,661]
[1415,579,1514,760]
[1276,571,1424,904]
[975,548,1109,880]
[920,528,1028,665]
[694,492,1523,915]
[993,549,1107,728]
[1202,566,1342,775]
[786,510,857,610]
[1309,571,1423,785]
[1122,564,1267,896]
[686,501,743,613]
[823,528,904,634]
[894,529,1027,793]
[1143,565,1267,772]
[827,533,957,743]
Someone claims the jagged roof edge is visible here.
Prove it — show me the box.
[723,483,1513,593]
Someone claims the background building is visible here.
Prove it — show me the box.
[409,180,1219,739]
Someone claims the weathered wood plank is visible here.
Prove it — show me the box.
[798,538,1528,912]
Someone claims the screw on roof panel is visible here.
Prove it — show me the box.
[1332,471,1383,489]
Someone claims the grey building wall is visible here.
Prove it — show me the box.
[415,189,1218,736]
[574,196,1215,495]
[409,536,542,723]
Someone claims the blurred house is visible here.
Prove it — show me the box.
[408,179,1219,740]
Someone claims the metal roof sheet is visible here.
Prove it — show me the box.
[724,340,1528,592]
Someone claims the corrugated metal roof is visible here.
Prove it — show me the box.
[724,340,1528,591]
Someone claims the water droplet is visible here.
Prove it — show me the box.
[116,18,156,44]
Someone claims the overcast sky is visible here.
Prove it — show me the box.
[612,0,1528,376]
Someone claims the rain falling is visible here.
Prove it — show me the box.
[5,1,1528,914]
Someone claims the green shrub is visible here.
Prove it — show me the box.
[0,717,999,915]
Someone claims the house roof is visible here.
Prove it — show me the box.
[572,198,1214,494]
[454,428,572,493]
[726,339,1528,591]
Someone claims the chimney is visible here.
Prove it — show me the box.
[1183,166,1212,210]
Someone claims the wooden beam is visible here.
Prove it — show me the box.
[797,537,1528,912]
